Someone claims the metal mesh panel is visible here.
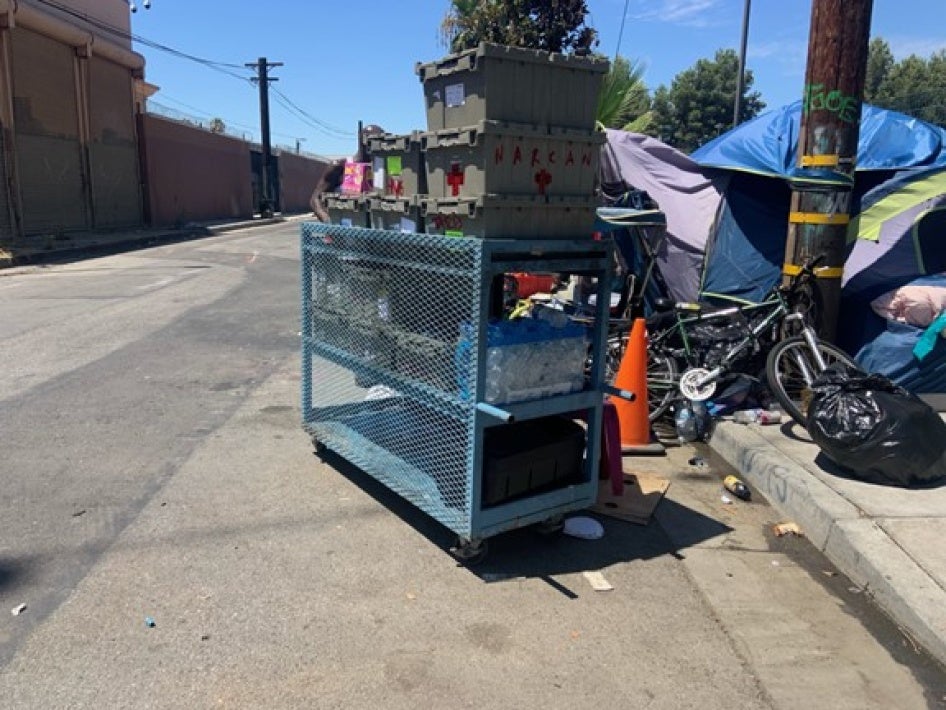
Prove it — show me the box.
[302,224,619,541]
[89,56,141,228]
[302,224,483,535]
[10,28,88,235]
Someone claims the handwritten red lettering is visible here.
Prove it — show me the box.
[513,146,523,165]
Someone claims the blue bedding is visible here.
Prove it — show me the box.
[841,274,946,393]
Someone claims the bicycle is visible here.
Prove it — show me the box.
[642,255,856,426]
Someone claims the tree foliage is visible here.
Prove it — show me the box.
[596,55,651,131]
[649,48,765,154]
[441,0,597,54]
[865,37,946,128]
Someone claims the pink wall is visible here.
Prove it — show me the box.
[279,151,330,213]
[139,114,253,227]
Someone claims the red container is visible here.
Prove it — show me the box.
[508,272,557,299]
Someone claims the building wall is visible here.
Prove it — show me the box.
[10,26,88,235]
[21,0,131,46]
[139,113,254,227]
[0,0,143,245]
[278,151,330,213]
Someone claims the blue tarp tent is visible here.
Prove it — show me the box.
[690,101,946,304]
[686,101,946,392]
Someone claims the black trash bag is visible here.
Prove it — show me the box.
[807,363,946,487]
[712,374,766,415]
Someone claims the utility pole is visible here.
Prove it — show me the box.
[733,0,751,128]
[246,57,283,217]
[783,0,873,341]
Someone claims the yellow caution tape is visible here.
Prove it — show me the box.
[800,154,840,167]
[783,263,844,278]
[788,211,850,225]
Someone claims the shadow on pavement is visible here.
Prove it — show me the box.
[319,450,733,587]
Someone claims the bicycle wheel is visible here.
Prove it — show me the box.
[604,333,628,382]
[647,348,678,422]
[765,336,857,427]
[602,333,677,423]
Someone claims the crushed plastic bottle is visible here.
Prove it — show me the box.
[675,403,699,443]
[733,408,782,425]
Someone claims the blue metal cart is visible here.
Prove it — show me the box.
[301,223,615,558]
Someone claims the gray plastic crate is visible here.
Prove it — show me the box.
[423,120,605,199]
[368,132,426,198]
[416,43,608,131]
[324,193,369,228]
[421,194,596,239]
[369,196,424,233]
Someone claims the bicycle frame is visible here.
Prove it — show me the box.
[651,289,791,381]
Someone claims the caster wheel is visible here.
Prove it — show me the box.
[311,436,327,457]
[451,537,488,566]
[535,515,565,536]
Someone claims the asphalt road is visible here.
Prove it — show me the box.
[0,222,943,709]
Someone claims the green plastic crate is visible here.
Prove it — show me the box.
[324,193,369,228]
[416,43,608,131]
[423,120,604,199]
[368,132,427,199]
[369,195,424,233]
[421,194,596,239]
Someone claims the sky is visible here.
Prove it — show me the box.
[129,1,946,158]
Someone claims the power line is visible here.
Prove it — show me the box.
[29,0,354,144]
[31,0,250,75]
[270,87,354,137]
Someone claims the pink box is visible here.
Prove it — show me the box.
[340,161,372,194]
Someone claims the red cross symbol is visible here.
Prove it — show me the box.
[535,169,552,195]
[447,162,465,197]
[388,177,404,197]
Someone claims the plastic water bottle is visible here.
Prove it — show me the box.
[675,402,699,443]
[455,323,474,399]
[733,408,782,425]
[691,400,709,439]
[733,408,761,424]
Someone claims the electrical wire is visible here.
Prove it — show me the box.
[30,0,250,75]
[27,0,356,140]
[270,87,354,137]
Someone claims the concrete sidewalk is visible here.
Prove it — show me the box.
[710,417,946,668]
[0,213,309,269]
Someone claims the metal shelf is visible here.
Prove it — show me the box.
[302,223,614,542]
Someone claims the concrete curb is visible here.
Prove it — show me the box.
[710,420,946,667]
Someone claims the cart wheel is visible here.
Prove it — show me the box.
[451,537,488,566]
[535,515,565,536]
[311,436,327,457]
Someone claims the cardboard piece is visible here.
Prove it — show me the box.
[592,471,670,525]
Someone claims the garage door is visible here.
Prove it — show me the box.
[11,27,88,235]
[89,55,141,228]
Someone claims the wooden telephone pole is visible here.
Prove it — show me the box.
[783,0,873,341]
[246,57,283,217]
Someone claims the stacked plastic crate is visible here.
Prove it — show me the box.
[416,43,608,239]
[367,131,427,232]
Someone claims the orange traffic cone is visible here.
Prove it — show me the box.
[612,317,665,455]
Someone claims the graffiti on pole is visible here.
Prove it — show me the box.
[804,84,860,123]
